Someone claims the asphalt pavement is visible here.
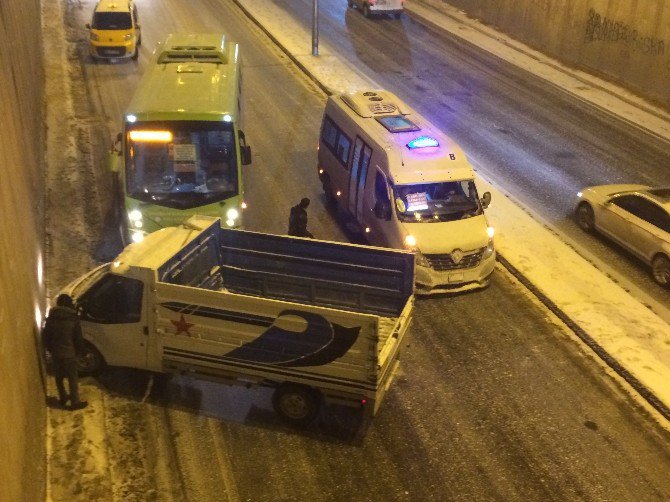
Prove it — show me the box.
[233,0,670,422]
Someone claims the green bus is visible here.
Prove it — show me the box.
[112,33,251,243]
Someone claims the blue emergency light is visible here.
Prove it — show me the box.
[407,136,439,149]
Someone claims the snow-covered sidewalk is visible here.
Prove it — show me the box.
[234,0,670,416]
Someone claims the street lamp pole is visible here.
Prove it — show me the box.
[312,0,319,56]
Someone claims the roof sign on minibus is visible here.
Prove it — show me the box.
[407,136,439,149]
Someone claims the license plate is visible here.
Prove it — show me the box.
[448,273,464,283]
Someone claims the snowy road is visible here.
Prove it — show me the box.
[44,0,670,500]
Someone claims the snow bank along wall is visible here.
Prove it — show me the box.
[0,0,47,500]
[423,0,670,110]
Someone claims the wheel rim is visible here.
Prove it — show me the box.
[78,348,101,373]
[279,394,309,420]
[652,256,670,286]
[577,204,594,231]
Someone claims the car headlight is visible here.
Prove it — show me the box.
[124,33,132,41]
[226,208,239,221]
[90,32,99,42]
[131,231,144,243]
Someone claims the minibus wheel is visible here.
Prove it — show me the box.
[272,384,321,426]
[322,176,337,208]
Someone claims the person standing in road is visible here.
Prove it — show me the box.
[288,197,314,238]
[43,294,88,410]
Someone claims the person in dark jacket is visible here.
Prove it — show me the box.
[43,294,88,410]
[288,197,314,238]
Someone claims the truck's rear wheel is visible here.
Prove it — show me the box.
[272,384,320,425]
[77,341,106,375]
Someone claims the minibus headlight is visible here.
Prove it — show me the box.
[415,251,430,268]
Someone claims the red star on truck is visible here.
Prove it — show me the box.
[171,314,194,335]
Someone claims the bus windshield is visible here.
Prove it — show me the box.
[125,121,239,209]
[393,180,482,223]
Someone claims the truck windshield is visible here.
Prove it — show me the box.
[393,180,482,223]
[125,121,239,209]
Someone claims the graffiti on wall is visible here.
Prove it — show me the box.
[585,8,665,57]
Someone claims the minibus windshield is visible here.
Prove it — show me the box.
[125,121,239,209]
[393,180,482,223]
[92,12,132,30]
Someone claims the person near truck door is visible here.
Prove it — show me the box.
[43,294,88,410]
[288,197,314,238]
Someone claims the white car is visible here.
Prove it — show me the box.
[575,184,670,288]
[348,0,403,19]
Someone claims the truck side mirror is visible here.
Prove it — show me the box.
[480,191,491,209]
[239,130,252,165]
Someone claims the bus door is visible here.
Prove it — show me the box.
[347,136,372,221]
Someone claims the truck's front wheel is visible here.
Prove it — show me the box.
[272,384,320,426]
[77,341,106,375]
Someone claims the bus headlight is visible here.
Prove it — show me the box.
[225,208,240,227]
[128,209,143,222]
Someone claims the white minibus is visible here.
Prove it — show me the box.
[317,90,495,294]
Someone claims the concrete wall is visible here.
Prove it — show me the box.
[422,0,670,110]
[0,0,47,500]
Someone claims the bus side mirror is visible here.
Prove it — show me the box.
[374,199,391,220]
[480,191,491,209]
[240,145,252,165]
[111,132,122,155]
[238,130,252,165]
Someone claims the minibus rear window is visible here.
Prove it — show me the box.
[376,116,420,133]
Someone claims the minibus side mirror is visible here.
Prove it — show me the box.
[239,130,252,165]
[374,199,392,220]
[480,191,491,209]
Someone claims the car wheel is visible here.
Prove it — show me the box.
[576,202,595,232]
[394,11,402,19]
[77,341,106,375]
[363,4,371,17]
[651,254,670,288]
[131,46,139,61]
[272,384,320,426]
